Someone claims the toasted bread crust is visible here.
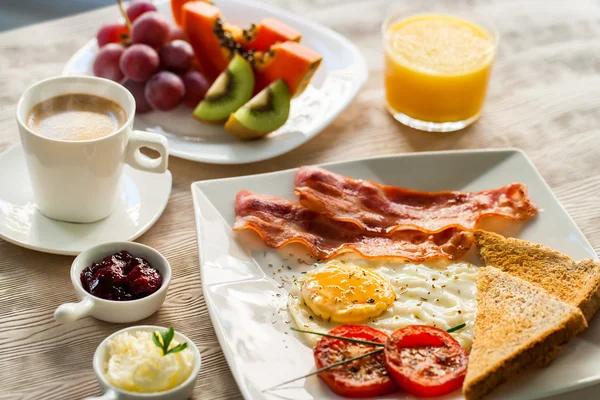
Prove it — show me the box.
[575,259,600,321]
[463,267,587,400]
[474,230,600,321]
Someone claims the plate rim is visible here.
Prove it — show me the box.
[192,147,528,186]
[192,148,598,400]
[192,187,256,400]
[62,0,369,165]
[0,144,173,256]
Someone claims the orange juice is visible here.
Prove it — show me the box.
[383,14,496,131]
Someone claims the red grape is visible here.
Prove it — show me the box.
[123,80,152,114]
[119,44,159,82]
[96,23,129,47]
[167,26,189,42]
[159,40,194,73]
[181,71,210,108]
[126,0,157,23]
[93,43,125,82]
[131,12,170,48]
[145,71,185,111]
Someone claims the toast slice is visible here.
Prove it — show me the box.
[463,267,587,400]
[474,229,600,321]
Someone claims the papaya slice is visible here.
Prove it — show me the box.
[171,0,190,26]
[180,1,321,95]
[254,41,322,97]
[182,1,239,82]
[244,18,301,51]
[172,0,212,26]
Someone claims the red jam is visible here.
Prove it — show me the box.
[80,250,162,301]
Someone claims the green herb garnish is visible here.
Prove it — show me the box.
[269,324,469,391]
[291,327,385,347]
[263,348,383,392]
[446,322,466,333]
[152,327,188,356]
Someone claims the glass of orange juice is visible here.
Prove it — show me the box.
[383,12,498,132]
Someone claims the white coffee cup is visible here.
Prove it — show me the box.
[16,76,169,223]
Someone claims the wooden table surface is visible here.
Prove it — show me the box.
[2,0,600,399]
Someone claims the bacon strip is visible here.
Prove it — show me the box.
[294,166,537,235]
[234,190,473,261]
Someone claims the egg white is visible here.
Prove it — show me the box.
[288,259,478,350]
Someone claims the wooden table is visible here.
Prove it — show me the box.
[2,0,600,399]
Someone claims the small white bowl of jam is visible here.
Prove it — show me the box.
[84,325,201,400]
[54,242,171,324]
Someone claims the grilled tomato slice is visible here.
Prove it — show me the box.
[313,325,397,398]
[384,325,468,397]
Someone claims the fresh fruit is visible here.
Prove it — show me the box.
[167,26,189,42]
[120,44,159,82]
[193,55,254,122]
[96,23,129,47]
[181,0,320,94]
[254,41,322,97]
[181,71,210,108]
[225,79,290,139]
[243,18,301,51]
[159,40,194,73]
[171,0,213,26]
[126,0,157,23]
[313,325,397,398]
[171,0,193,26]
[124,80,152,114]
[384,325,468,397]
[93,43,125,82]
[131,11,170,48]
[182,1,242,81]
[145,71,185,111]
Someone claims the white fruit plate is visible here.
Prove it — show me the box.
[192,149,600,400]
[63,0,367,164]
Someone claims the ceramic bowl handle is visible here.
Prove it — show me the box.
[125,130,169,173]
[54,297,95,324]
[82,389,118,400]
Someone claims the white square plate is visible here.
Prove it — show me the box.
[192,149,600,400]
[63,0,367,165]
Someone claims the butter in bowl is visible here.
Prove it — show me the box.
[85,326,201,400]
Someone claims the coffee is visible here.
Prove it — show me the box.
[26,93,127,141]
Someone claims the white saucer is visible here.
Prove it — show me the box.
[0,145,172,255]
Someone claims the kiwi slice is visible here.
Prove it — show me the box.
[193,54,254,122]
[225,79,291,140]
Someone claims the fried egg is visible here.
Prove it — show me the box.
[300,261,396,323]
[288,259,478,350]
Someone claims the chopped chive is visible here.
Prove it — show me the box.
[446,322,466,333]
[262,348,383,392]
[290,327,385,347]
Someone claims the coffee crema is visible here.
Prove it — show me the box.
[26,93,127,141]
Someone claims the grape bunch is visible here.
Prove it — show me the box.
[92,0,209,113]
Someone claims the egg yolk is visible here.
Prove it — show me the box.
[301,262,395,323]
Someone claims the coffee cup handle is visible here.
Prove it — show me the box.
[54,297,95,324]
[125,131,169,173]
